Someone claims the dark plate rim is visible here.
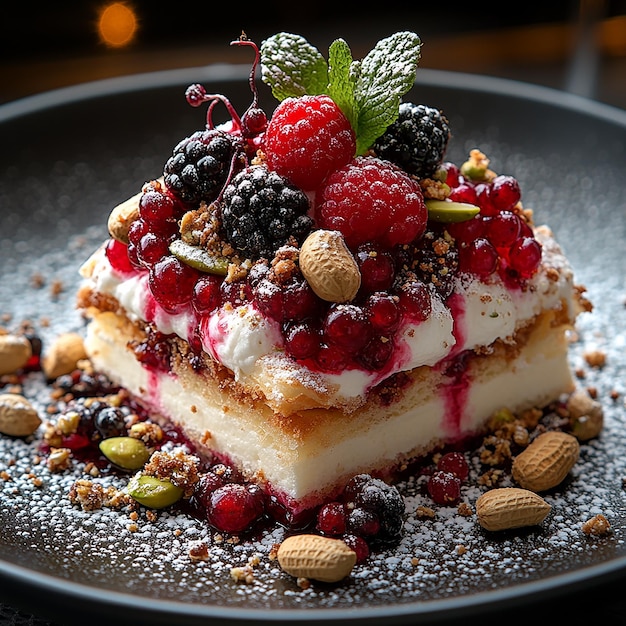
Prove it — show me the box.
[1,65,626,624]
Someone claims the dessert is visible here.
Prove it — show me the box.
[76,31,589,528]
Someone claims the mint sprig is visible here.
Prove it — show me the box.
[260,31,422,155]
[259,33,328,101]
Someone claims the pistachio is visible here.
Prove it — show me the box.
[169,239,230,275]
[425,199,480,223]
[127,473,183,509]
[99,437,150,470]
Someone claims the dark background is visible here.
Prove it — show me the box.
[2,0,626,109]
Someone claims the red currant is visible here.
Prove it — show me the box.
[459,237,498,278]
[148,256,199,313]
[427,470,461,505]
[206,483,265,534]
[105,238,135,274]
[316,502,346,536]
[356,245,396,294]
[508,236,542,278]
[192,274,223,314]
[284,322,320,360]
[398,280,432,321]
[437,452,469,481]
[490,175,521,212]
[323,304,372,353]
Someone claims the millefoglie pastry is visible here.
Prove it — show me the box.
[77,32,590,529]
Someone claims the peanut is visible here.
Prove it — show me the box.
[512,431,579,492]
[42,332,87,380]
[0,334,32,375]
[0,393,42,437]
[299,230,361,303]
[567,388,603,441]
[277,534,356,583]
[107,191,141,244]
[476,487,551,531]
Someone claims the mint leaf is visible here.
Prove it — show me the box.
[326,38,357,131]
[353,31,422,154]
[260,33,328,101]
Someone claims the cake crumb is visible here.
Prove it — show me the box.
[582,514,611,536]
[455,545,467,555]
[268,543,280,561]
[415,505,435,519]
[584,350,607,368]
[297,577,311,590]
[478,469,504,487]
[46,447,72,473]
[30,273,45,289]
[457,502,473,517]
[50,279,64,299]
[68,479,132,511]
[188,540,210,562]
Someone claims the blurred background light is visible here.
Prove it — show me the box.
[98,2,138,47]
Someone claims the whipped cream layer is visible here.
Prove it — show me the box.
[81,225,577,409]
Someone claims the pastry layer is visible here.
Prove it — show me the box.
[78,225,584,417]
[83,306,575,512]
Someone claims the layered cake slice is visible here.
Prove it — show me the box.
[77,32,589,519]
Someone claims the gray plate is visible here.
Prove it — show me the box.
[1,66,626,625]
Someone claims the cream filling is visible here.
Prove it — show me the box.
[81,225,576,404]
[84,311,574,507]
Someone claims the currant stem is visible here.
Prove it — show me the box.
[202,94,243,133]
[230,35,260,109]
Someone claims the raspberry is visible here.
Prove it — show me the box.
[315,156,427,250]
[373,103,451,179]
[220,165,313,260]
[263,95,356,191]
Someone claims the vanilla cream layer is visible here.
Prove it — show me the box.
[80,225,577,411]
[84,308,574,509]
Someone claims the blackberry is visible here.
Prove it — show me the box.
[164,129,246,206]
[373,102,451,179]
[221,165,313,260]
[344,474,406,540]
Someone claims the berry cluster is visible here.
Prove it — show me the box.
[426,451,470,505]
[315,474,406,563]
[442,162,542,285]
[108,34,544,379]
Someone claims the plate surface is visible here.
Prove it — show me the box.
[1,66,626,625]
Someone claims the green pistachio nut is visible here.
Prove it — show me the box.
[99,436,150,470]
[426,199,480,223]
[127,473,184,509]
[169,239,229,275]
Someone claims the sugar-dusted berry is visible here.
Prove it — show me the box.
[315,156,427,251]
[263,94,356,191]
